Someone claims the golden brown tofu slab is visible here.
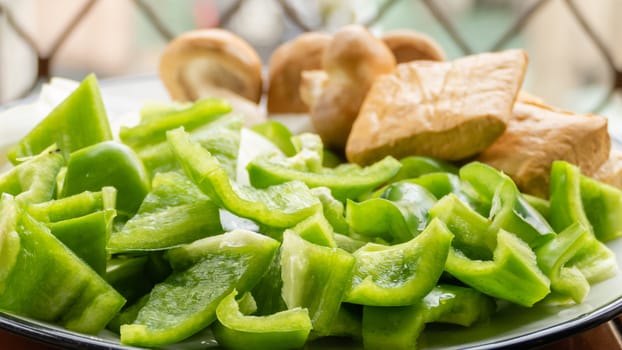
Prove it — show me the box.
[346,49,527,165]
[478,101,610,198]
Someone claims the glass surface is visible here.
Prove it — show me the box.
[1,76,622,350]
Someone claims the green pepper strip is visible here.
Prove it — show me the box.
[247,133,401,201]
[390,156,458,182]
[346,182,437,244]
[280,231,355,336]
[460,162,554,248]
[535,222,591,303]
[311,187,349,234]
[167,128,320,228]
[580,174,622,242]
[549,161,618,283]
[346,218,453,306]
[108,172,222,252]
[8,74,112,163]
[212,289,313,350]
[0,194,125,334]
[120,230,279,347]
[445,229,550,307]
[119,98,231,149]
[289,211,337,248]
[362,284,495,350]
[28,187,116,223]
[251,120,297,157]
[0,145,64,205]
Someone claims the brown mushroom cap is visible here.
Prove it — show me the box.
[159,29,263,103]
[381,30,446,63]
[267,32,332,114]
[309,25,396,151]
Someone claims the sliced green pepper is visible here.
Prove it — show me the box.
[280,231,355,336]
[346,219,453,306]
[120,230,279,347]
[362,284,494,350]
[212,289,313,350]
[289,211,337,247]
[8,74,112,163]
[28,187,116,222]
[580,174,622,242]
[119,98,231,149]
[0,194,125,334]
[61,141,150,217]
[311,187,349,234]
[460,162,554,248]
[0,145,63,204]
[251,120,297,156]
[535,222,591,303]
[108,172,222,253]
[549,161,618,283]
[137,114,242,178]
[346,182,437,244]
[445,229,550,307]
[251,252,287,316]
[390,156,458,182]
[247,133,401,201]
[167,128,320,228]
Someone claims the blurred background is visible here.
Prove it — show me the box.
[1,0,622,120]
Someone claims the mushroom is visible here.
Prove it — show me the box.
[267,32,332,114]
[302,25,396,151]
[159,29,266,125]
[381,29,446,63]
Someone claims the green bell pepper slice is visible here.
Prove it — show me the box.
[108,172,222,252]
[327,304,363,339]
[27,187,116,222]
[311,187,349,235]
[251,252,287,316]
[8,74,112,163]
[212,289,313,350]
[289,211,337,247]
[247,133,401,201]
[120,230,279,347]
[137,114,242,178]
[535,222,591,303]
[105,253,172,305]
[390,156,458,182]
[167,128,320,228]
[460,162,554,248]
[60,141,150,217]
[445,229,550,307]
[523,193,550,220]
[362,284,495,350]
[280,231,355,336]
[549,161,618,283]
[429,194,496,260]
[334,233,367,253]
[119,98,231,149]
[580,174,622,242]
[346,182,437,244]
[0,194,125,334]
[251,120,297,157]
[346,218,453,306]
[0,145,64,204]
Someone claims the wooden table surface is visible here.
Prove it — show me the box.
[1,319,621,350]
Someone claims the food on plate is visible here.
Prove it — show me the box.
[159,29,266,126]
[381,29,446,63]
[346,49,527,165]
[478,100,610,198]
[300,25,396,151]
[267,32,332,114]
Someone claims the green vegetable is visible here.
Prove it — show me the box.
[247,133,401,201]
[251,120,296,156]
[120,230,279,346]
[0,145,63,204]
[0,194,125,334]
[549,161,618,283]
[289,211,337,247]
[390,156,458,182]
[362,284,494,350]
[60,141,150,217]
[108,172,222,252]
[346,219,453,306]
[280,231,355,336]
[167,128,320,228]
[27,187,116,222]
[8,74,112,163]
[311,187,349,234]
[445,229,550,307]
[346,182,437,244]
[212,289,312,350]
[580,174,622,242]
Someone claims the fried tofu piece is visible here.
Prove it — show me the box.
[593,150,622,190]
[346,49,527,165]
[478,101,610,197]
